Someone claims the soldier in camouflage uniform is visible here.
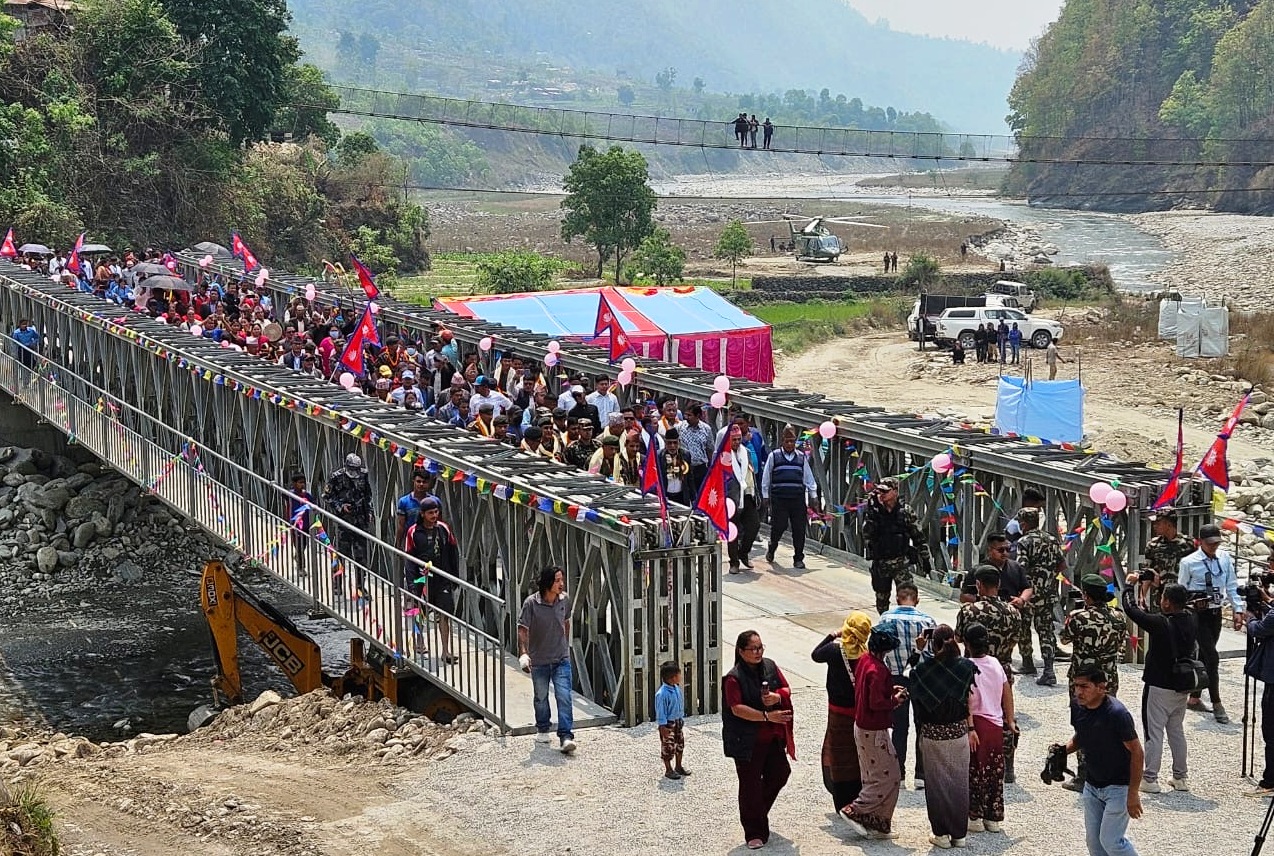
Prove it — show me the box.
[863,477,932,614]
[1141,510,1195,615]
[956,564,1022,782]
[1059,573,1128,791]
[1015,508,1067,687]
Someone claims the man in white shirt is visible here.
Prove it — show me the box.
[586,376,619,426]
[469,375,513,418]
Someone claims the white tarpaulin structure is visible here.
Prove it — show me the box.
[1158,295,1205,340]
[1175,306,1230,358]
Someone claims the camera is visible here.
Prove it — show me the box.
[1069,590,1085,608]
[1138,568,1157,582]
[1238,573,1274,612]
[1041,743,1073,785]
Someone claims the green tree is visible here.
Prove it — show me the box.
[160,0,300,146]
[713,220,753,287]
[1158,70,1212,135]
[336,131,380,166]
[655,67,677,91]
[900,252,941,287]
[692,76,705,96]
[617,84,635,107]
[477,250,564,293]
[560,144,657,282]
[631,228,685,285]
[274,63,340,146]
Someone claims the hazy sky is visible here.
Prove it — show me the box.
[843,0,1065,51]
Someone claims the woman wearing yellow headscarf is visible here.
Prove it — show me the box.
[812,611,873,811]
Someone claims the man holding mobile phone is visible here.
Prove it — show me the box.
[877,583,936,790]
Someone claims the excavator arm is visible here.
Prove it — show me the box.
[200,560,326,707]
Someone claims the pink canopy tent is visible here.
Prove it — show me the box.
[435,285,774,382]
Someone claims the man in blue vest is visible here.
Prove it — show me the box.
[761,427,818,569]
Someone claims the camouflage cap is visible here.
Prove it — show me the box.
[1015,507,1040,525]
[972,564,1001,585]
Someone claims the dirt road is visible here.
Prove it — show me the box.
[774,325,1271,468]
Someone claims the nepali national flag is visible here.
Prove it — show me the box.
[1196,392,1251,492]
[0,228,16,259]
[335,305,381,377]
[230,232,259,273]
[594,292,618,337]
[66,232,85,277]
[608,324,634,363]
[350,254,380,300]
[1151,409,1185,509]
[640,429,667,518]
[693,433,732,537]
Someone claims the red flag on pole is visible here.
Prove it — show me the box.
[594,292,617,337]
[1151,409,1185,509]
[693,434,732,537]
[230,232,259,273]
[66,232,85,278]
[0,228,16,259]
[608,324,633,363]
[350,254,380,300]
[640,429,667,518]
[1196,392,1250,491]
[335,305,381,377]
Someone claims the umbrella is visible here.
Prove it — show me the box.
[140,274,193,292]
[130,262,169,276]
[17,244,51,255]
[80,243,112,254]
[187,241,234,258]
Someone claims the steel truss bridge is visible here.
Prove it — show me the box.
[0,256,1209,730]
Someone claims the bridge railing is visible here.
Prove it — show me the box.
[0,337,509,729]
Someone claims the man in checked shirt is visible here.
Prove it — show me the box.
[876,582,937,791]
[676,403,715,498]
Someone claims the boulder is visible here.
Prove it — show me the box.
[72,521,96,549]
[249,690,283,715]
[2,473,24,488]
[20,482,71,512]
[35,545,58,574]
[64,495,107,520]
[2,448,48,476]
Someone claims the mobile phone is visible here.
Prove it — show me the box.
[922,628,934,639]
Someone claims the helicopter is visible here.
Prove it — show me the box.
[749,214,888,262]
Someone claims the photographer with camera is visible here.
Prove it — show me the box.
[1063,666,1144,856]
[1243,575,1274,797]
[1178,523,1244,723]
[1121,575,1198,794]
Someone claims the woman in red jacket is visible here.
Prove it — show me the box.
[840,625,908,840]
[722,629,795,850]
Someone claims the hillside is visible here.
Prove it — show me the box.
[288,0,1022,150]
[1006,0,1274,214]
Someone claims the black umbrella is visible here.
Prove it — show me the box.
[187,241,234,258]
[17,243,51,255]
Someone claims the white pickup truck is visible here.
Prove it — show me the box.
[934,306,1063,350]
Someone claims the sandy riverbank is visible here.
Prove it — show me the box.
[1129,209,1274,310]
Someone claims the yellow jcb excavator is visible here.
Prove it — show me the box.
[199,559,403,707]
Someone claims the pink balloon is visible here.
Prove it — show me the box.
[931,452,952,473]
[710,391,727,408]
[479,337,493,351]
[720,451,734,467]
[305,283,316,301]
[199,255,212,268]
[725,498,737,518]
[818,421,837,440]
[165,260,176,271]
[616,369,632,385]
[339,372,357,390]
[368,301,380,314]
[1088,482,1113,505]
[1104,491,1128,512]
[547,340,561,353]
[219,340,232,349]
[189,325,203,337]
[714,375,731,393]
[727,522,739,542]
[544,352,559,367]
[621,357,637,373]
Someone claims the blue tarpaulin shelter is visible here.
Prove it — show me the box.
[993,376,1085,443]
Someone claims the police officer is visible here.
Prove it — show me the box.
[323,453,373,588]
[1016,508,1067,687]
[956,564,1022,782]
[863,477,932,614]
[1141,510,1194,614]
[1059,573,1127,792]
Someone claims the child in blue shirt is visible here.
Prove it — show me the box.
[655,661,691,780]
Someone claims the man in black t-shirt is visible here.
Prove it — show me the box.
[1064,666,1144,856]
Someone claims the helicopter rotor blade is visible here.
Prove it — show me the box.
[822,218,889,228]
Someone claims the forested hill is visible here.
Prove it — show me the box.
[289,0,1021,134]
[1006,0,1274,214]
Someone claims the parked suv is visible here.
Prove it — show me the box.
[988,280,1039,312]
[934,306,1063,350]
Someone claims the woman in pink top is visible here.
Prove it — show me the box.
[964,622,1016,834]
